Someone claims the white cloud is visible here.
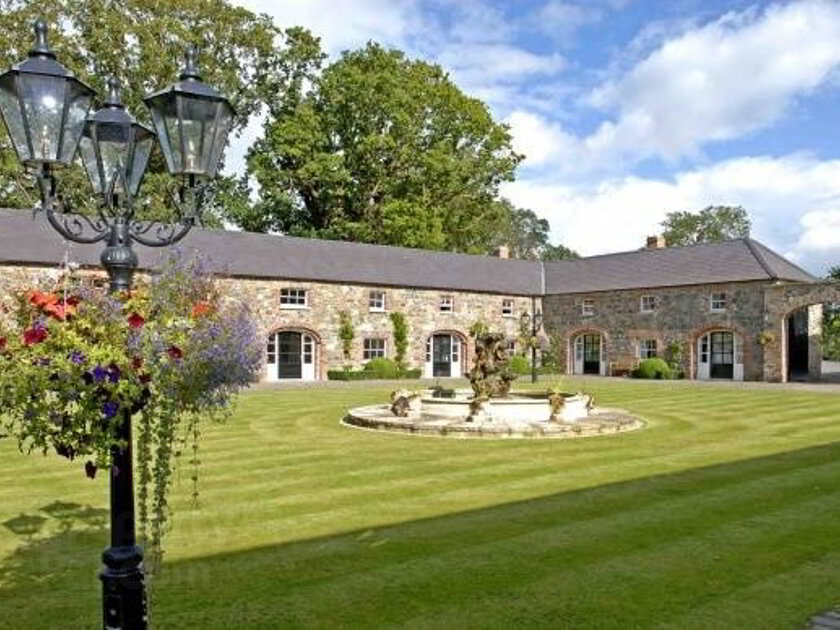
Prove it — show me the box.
[504,154,840,274]
[584,0,840,161]
[505,110,581,167]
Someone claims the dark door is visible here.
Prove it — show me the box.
[277,331,302,379]
[710,332,734,379]
[787,312,809,379]
[583,334,601,375]
[433,334,452,377]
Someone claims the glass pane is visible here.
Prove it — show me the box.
[0,74,31,161]
[59,81,92,163]
[128,133,153,195]
[208,104,233,177]
[96,123,131,195]
[20,74,66,161]
[148,97,180,172]
[179,95,209,174]
[77,134,103,192]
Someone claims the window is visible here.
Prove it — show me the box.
[502,299,514,317]
[369,290,386,312]
[280,288,307,307]
[711,292,727,312]
[440,295,454,312]
[640,295,657,312]
[506,339,516,355]
[363,338,387,360]
[639,339,658,359]
[581,299,594,317]
[267,336,276,364]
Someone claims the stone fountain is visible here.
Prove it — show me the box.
[344,331,642,439]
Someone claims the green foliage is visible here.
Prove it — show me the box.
[508,354,530,375]
[0,0,315,223]
[827,266,840,281]
[390,312,409,370]
[327,367,421,380]
[662,205,751,247]
[469,320,489,338]
[338,311,355,362]
[363,357,399,377]
[633,358,672,380]
[541,243,580,261]
[0,253,261,566]
[663,340,685,374]
[823,312,840,361]
[246,42,522,253]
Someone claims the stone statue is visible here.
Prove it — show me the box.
[390,389,421,417]
[468,332,518,401]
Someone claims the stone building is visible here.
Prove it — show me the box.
[0,208,835,383]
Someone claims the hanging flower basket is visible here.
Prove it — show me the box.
[0,253,262,563]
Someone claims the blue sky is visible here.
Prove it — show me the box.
[233,0,840,274]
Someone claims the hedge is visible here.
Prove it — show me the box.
[327,368,422,381]
[632,358,672,380]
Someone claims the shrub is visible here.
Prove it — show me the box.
[633,358,672,380]
[364,357,399,377]
[390,312,409,369]
[508,354,530,375]
[328,368,421,380]
[338,311,354,362]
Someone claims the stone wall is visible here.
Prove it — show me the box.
[218,277,534,379]
[542,281,770,380]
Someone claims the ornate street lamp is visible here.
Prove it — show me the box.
[0,21,235,630]
[520,303,544,383]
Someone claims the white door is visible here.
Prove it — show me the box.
[425,334,461,378]
[573,336,584,374]
[301,334,316,381]
[265,332,317,381]
[697,332,743,381]
[451,336,461,377]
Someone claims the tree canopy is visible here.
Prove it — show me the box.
[243,42,524,253]
[661,205,751,247]
[0,0,310,224]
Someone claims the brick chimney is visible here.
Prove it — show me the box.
[646,235,667,250]
[494,245,510,259]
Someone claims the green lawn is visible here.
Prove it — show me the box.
[2,379,840,628]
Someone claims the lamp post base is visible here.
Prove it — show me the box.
[101,544,147,629]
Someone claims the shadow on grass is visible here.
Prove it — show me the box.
[3,442,840,628]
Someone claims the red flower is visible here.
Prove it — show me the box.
[0,337,5,351]
[191,301,214,318]
[29,291,58,309]
[167,346,183,360]
[127,312,145,329]
[43,301,76,321]
[132,356,144,370]
[22,326,48,346]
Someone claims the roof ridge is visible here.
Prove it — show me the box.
[746,237,817,282]
[543,237,746,266]
[742,238,776,279]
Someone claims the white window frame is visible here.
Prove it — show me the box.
[638,339,658,359]
[368,290,386,312]
[581,299,594,317]
[506,339,516,355]
[640,295,657,313]
[711,292,728,312]
[440,295,454,313]
[363,338,387,360]
[501,298,514,317]
[280,288,308,309]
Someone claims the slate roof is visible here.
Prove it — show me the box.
[543,238,815,294]
[0,208,816,296]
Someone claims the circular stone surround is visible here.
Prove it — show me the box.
[343,404,643,439]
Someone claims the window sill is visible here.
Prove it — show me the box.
[280,305,310,311]
[369,308,387,314]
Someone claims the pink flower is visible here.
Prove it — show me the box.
[22,326,47,346]
[127,312,145,329]
[167,346,183,360]
[0,336,6,351]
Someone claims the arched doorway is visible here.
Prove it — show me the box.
[424,332,464,378]
[266,330,318,381]
[571,332,606,376]
[696,330,743,381]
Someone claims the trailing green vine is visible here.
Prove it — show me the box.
[338,310,355,367]
[390,312,409,369]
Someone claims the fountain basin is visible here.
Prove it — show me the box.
[420,390,590,423]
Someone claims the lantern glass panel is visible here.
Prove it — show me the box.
[97,123,132,195]
[0,74,30,161]
[78,133,102,192]
[206,102,233,177]
[128,131,154,196]
[59,81,93,163]
[20,74,66,162]
[148,96,180,173]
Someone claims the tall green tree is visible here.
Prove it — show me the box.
[541,243,579,261]
[245,42,523,253]
[661,205,751,246]
[0,0,314,225]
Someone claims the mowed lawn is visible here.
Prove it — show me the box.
[2,379,840,628]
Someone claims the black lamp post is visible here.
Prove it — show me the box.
[520,300,543,383]
[0,22,234,629]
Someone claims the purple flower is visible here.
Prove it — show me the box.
[68,350,85,366]
[102,401,119,419]
[107,364,121,383]
[92,365,108,383]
